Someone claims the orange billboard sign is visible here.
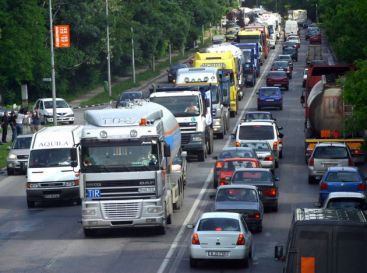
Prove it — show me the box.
[54,25,70,48]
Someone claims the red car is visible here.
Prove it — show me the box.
[309,34,321,44]
[266,71,289,90]
[271,61,292,79]
[218,158,261,186]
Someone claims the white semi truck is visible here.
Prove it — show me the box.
[79,101,186,236]
[150,86,214,161]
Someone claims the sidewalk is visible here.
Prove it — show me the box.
[70,52,184,108]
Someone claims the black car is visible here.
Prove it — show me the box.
[115,91,143,107]
[231,168,279,211]
[167,64,188,83]
[282,47,298,62]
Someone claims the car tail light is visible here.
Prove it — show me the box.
[248,212,261,219]
[235,141,240,147]
[353,149,363,155]
[264,155,273,161]
[273,141,278,150]
[215,161,224,168]
[308,157,314,166]
[264,187,277,197]
[357,183,366,191]
[219,177,228,186]
[348,157,354,166]
[320,182,328,190]
[236,233,246,245]
[192,233,200,245]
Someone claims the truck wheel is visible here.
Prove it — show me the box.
[190,257,198,268]
[27,200,35,208]
[308,176,315,184]
[198,149,206,162]
[83,228,96,237]
[7,168,14,176]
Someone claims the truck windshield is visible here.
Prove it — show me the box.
[81,141,160,172]
[238,35,260,44]
[29,148,74,168]
[150,96,200,117]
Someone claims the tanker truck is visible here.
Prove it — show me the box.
[304,75,365,164]
[79,101,186,236]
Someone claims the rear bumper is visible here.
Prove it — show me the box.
[258,100,282,108]
[190,245,247,260]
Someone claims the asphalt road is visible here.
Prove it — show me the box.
[0,30,342,273]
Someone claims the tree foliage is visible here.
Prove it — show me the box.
[0,0,233,104]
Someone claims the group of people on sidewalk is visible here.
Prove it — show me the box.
[0,107,41,144]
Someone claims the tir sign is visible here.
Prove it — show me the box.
[54,25,70,48]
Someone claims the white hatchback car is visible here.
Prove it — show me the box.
[189,212,253,268]
[34,98,74,124]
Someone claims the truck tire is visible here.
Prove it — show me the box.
[83,228,96,237]
[7,168,14,176]
[27,200,35,208]
[198,149,206,162]
[308,175,315,184]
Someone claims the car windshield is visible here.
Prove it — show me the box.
[268,71,287,77]
[239,125,274,140]
[244,112,272,121]
[313,146,348,159]
[272,62,287,69]
[241,142,271,152]
[44,100,69,109]
[223,160,257,171]
[326,198,366,209]
[218,149,255,159]
[150,96,200,117]
[197,218,240,232]
[29,148,74,168]
[283,48,295,54]
[325,171,361,182]
[260,88,279,96]
[232,170,273,184]
[81,141,160,172]
[216,188,258,202]
[13,137,32,149]
[278,56,291,61]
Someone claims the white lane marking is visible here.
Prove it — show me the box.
[157,46,280,273]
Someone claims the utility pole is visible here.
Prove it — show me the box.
[49,0,57,126]
[169,43,172,65]
[131,27,136,83]
[106,0,112,99]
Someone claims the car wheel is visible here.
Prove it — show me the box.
[69,121,74,125]
[230,111,235,117]
[190,257,198,268]
[83,228,96,237]
[213,179,218,189]
[257,105,261,110]
[308,175,315,184]
[241,255,250,268]
[257,222,263,233]
[27,200,35,208]
[7,168,14,176]
[272,203,279,212]
[75,199,81,205]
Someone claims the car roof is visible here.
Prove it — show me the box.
[273,60,288,64]
[223,157,257,162]
[217,184,258,190]
[326,166,358,172]
[233,167,271,173]
[245,111,272,115]
[315,142,347,148]
[240,121,275,126]
[15,134,33,139]
[200,212,241,220]
[259,87,281,90]
[222,147,254,152]
[327,192,366,199]
[277,54,292,58]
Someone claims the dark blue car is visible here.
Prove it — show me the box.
[319,167,367,204]
[257,87,282,110]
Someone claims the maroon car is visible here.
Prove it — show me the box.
[266,71,289,90]
[271,61,292,79]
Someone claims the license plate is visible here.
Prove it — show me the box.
[274,84,281,86]
[323,163,336,168]
[266,99,274,101]
[207,251,229,257]
[44,194,60,199]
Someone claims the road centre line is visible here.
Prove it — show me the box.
[157,44,281,273]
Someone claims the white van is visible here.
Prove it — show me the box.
[26,125,82,208]
[284,20,298,40]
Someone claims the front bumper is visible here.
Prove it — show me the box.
[46,116,74,123]
[26,186,79,202]
[181,133,205,153]
[7,159,28,172]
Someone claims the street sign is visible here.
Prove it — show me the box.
[42,78,52,82]
[54,25,70,48]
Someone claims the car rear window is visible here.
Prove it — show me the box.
[325,171,361,182]
[260,88,279,96]
[232,170,272,184]
[219,150,255,159]
[327,198,365,209]
[268,71,287,77]
[245,113,272,120]
[223,160,257,171]
[216,188,258,202]
[198,218,240,232]
[313,146,349,159]
[241,142,271,151]
[239,125,274,140]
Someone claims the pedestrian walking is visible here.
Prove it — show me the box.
[9,111,17,142]
[31,108,41,132]
[1,111,9,143]
[15,108,28,136]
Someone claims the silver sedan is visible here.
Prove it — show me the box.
[189,212,253,268]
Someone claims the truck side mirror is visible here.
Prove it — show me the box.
[279,132,284,138]
[300,95,305,104]
[274,245,284,260]
[70,149,78,168]
[164,143,171,157]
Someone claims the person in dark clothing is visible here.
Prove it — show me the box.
[1,111,9,143]
[9,111,17,142]
[31,108,41,132]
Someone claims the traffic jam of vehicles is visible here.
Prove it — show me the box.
[1,5,367,273]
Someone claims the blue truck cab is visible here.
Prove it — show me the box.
[235,43,261,77]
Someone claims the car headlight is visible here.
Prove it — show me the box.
[27,182,40,188]
[213,119,221,126]
[191,135,203,142]
[7,153,17,160]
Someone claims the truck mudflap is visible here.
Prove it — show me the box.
[305,138,365,163]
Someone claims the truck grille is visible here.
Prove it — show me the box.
[179,122,196,132]
[181,134,191,145]
[102,201,141,219]
[17,155,29,159]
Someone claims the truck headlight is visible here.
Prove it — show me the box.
[27,182,40,188]
[191,134,203,142]
[213,119,221,126]
[146,206,162,214]
[82,209,97,216]
[7,153,17,160]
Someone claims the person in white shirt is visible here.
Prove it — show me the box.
[15,108,28,136]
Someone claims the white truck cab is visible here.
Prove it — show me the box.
[26,125,82,208]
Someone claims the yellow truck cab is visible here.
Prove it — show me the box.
[193,52,239,117]
[237,30,264,65]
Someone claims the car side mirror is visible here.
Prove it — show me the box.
[186,224,194,229]
[209,194,216,199]
[274,176,280,181]
[164,143,171,157]
[279,133,284,138]
[274,245,285,260]
[70,149,78,168]
[278,126,283,130]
